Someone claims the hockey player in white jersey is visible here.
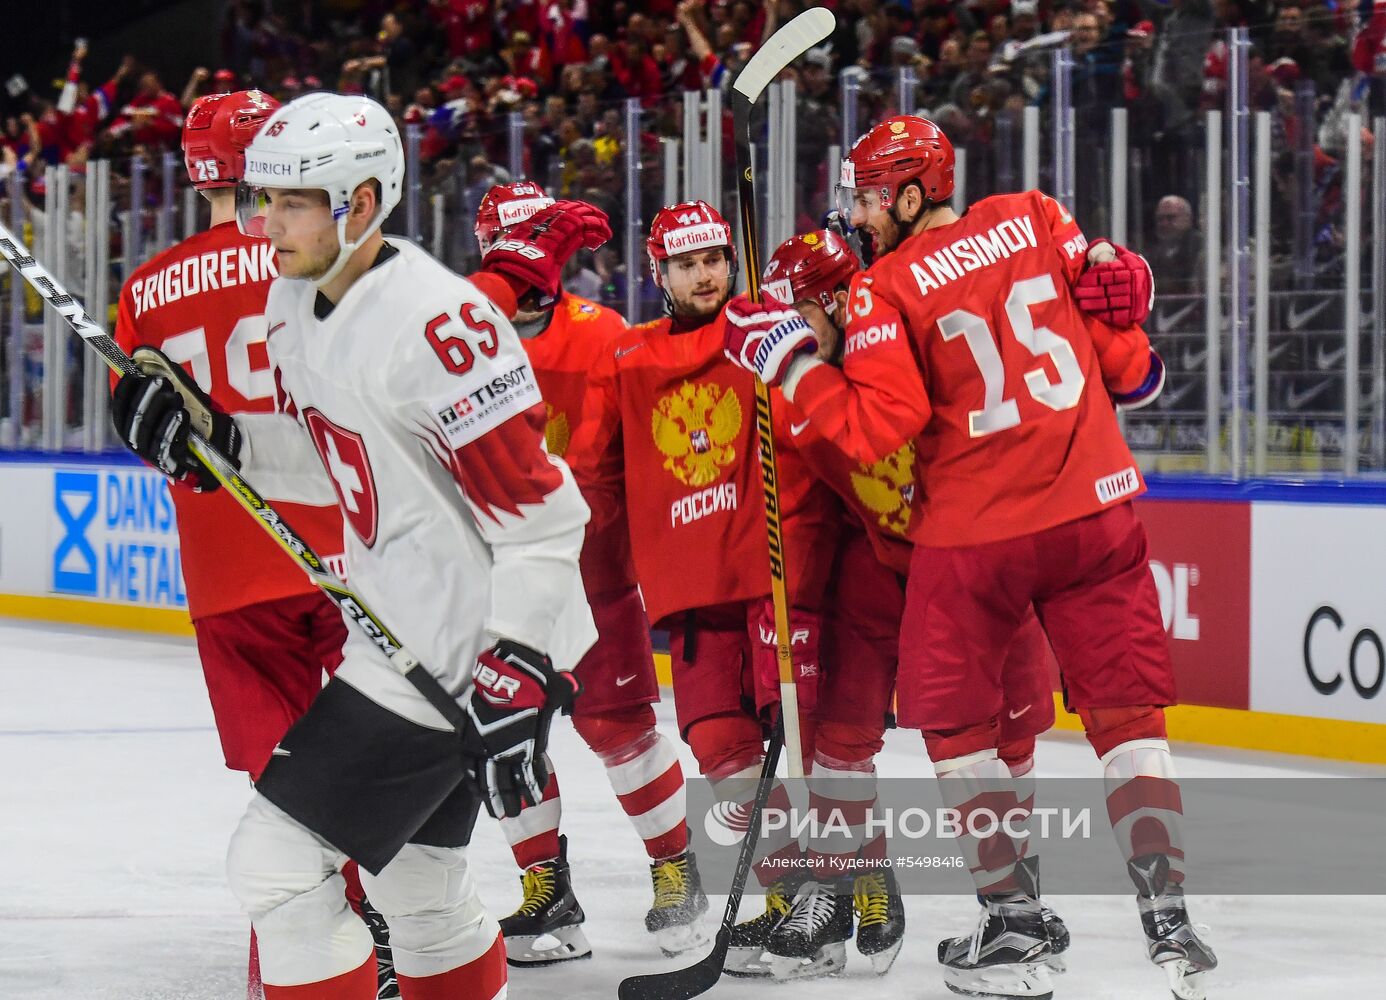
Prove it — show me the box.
[108,92,611,1000]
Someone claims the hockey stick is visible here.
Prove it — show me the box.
[0,221,472,737]
[733,8,836,780]
[615,11,836,1000]
[618,725,783,1000]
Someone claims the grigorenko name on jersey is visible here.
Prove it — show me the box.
[131,242,278,319]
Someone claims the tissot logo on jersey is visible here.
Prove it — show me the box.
[431,362,541,450]
[130,243,278,318]
[909,214,1043,297]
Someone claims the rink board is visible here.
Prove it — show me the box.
[2,453,1385,761]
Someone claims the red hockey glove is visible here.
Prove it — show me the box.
[750,600,823,722]
[1111,349,1166,411]
[1074,239,1154,328]
[724,294,819,387]
[461,640,581,820]
[479,200,611,306]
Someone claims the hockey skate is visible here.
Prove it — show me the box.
[1017,857,1070,974]
[1129,855,1218,1000]
[644,850,711,957]
[938,894,1055,999]
[852,866,906,975]
[725,872,805,977]
[766,880,854,981]
[499,836,593,967]
[358,895,399,999]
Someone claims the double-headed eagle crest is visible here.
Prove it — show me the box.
[651,381,743,487]
[545,404,570,457]
[850,442,917,535]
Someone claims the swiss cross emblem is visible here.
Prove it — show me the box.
[303,408,379,547]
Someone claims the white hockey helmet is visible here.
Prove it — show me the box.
[237,92,404,286]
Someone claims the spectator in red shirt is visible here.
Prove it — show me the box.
[109,70,184,148]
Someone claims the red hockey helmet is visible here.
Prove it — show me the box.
[837,115,954,218]
[475,181,555,255]
[645,200,737,287]
[182,90,280,190]
[761,229,859,314]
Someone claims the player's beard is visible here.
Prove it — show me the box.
[669,282,730,324]
[275,233,341,282]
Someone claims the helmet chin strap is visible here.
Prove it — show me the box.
[312,207,388,289]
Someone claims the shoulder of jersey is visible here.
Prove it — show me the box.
[560,293,622,327]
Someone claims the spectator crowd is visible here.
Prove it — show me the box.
[3,0,1385,293]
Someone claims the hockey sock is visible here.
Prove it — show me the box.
[1102,739,1187,887]
[263,956,375,1000]
[1081,707,1186,886]
[999,739,1037,861]
[575,708,688,860]
[716,763,801,888]
[804,722,882,881]
[929,742,1024,896]
[690,712,802,886]
[396,932,506,1000]
[341,860,365,917]
[499,759,562,870]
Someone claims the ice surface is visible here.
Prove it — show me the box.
[3,620,1383,999]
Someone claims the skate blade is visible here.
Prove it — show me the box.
[942,961,1054,999]
[504,925,593,967]
[724,945,773,978]
[654,919,711,958]
[1044,953,1068,975]
[1160,959,1212,1000]
[768,941,847,982]
[863,938,903,976]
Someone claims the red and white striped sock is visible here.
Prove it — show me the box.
[804,751,877,880]
[1103,739,1186,885]
[499,760,562,871]
[1002,749,1037,861]
[933,749,1023,896]
[710,762,800,887]
[598,729,689,860]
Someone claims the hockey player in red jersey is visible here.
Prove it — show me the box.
[722,116,1212,1000]
[109,92,611,1000]
[472,182,698,964]
[568,200,841,976]
[111,90,400,1000]
[749,227,1080,981]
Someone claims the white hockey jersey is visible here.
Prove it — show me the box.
[238,239,596,729]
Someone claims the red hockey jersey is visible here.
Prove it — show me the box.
[114,222,344,620]
[791,190,1148,547]
[572,308,837,624]
[523,292,638,596]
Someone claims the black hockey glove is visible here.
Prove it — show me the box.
[461,640,580,819]
[110,346,241,492]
